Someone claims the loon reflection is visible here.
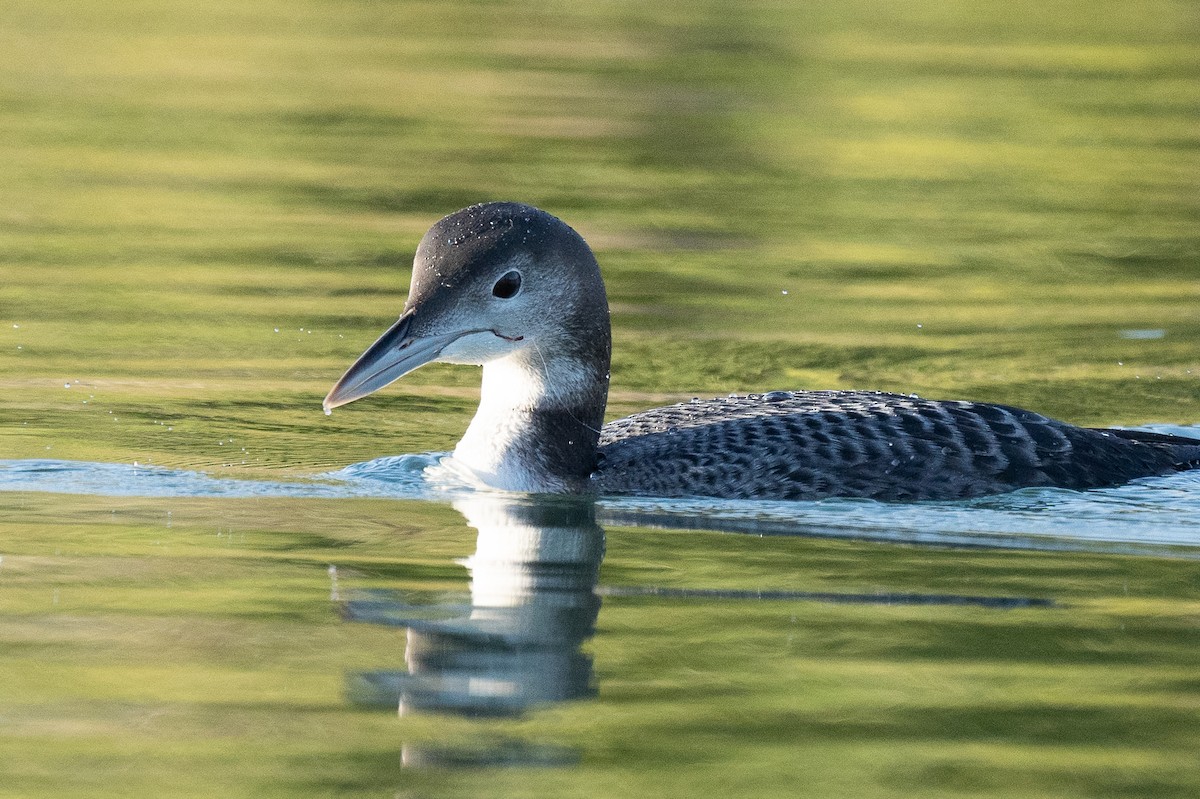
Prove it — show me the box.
[343,495,603,717]
[340,493,1059,726]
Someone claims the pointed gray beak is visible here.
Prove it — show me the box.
[323,309,455,412]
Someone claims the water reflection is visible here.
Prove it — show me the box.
[343,494,603,718]
[338,491,1060,773]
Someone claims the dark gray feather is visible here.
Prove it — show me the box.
[593,391,1200,501]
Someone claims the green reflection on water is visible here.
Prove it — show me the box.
[1,492,1198,798]
[1,0,1199,795]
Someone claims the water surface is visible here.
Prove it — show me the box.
[2,0,1198,797]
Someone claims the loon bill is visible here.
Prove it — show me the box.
[323,202,1200,501]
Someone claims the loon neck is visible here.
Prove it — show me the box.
[451,344,610,493]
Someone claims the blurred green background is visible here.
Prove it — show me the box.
[2,0,1197,472]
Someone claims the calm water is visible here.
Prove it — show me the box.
[3,0,1199,797]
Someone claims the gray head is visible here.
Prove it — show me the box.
[324,202,612,412]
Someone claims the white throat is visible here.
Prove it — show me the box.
[449,350,597,493]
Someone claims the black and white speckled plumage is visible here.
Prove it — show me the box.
[594,390,1200,500]
[325,202,1200,502]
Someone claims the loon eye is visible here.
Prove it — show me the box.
[492,270,522,299]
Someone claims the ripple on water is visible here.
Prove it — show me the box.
[1,426,1199,555]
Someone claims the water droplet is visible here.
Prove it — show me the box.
[1119,329,1165,340]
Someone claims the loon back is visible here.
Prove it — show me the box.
[594,391,1200,501]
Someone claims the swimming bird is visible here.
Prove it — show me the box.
[323,202,1200,501]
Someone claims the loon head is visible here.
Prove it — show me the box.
[324,202,611,413]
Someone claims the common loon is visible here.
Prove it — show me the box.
[323,202,1200,501]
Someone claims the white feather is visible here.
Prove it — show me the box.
[449,350,592,492]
